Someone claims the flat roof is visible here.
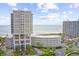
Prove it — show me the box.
[31,34,61,38]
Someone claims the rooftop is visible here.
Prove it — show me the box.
[31,33,62,38]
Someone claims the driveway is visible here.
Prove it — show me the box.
[33,48,42,56]
[55,48,66,56]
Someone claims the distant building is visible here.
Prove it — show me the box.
[11,10,33,49]
[31,35,62,47]
[63,21,79,40]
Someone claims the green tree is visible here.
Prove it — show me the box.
[0,37,5,44]
[14,46,22,56]
[26,45,32,55]
[26,45,36,55]
[0,37,5,50]
[40,49,55,56]
[40,47,56,56]
[64,49,74,56]
[0,50,5,56]
[64,40,74,48]
[47,46,56,51]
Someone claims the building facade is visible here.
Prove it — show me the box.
[11,10,33,49]
[31,35,62,47]
[63,21,79,40]
[5,37,13,48]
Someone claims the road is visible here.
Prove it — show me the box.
[33,48,66,56]
[55,48,66,56]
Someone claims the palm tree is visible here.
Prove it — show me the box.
[26,45,32,55]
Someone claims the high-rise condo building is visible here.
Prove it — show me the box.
[11,10,33,50]
[63,21,79,40]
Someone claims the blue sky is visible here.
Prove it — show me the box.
[0,3,79,25]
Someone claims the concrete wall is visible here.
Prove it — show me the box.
[31,36,62,47]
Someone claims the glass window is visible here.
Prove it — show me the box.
[26,35,30,39]
[26,40,30,43]
[14,35,19,39]
[21,40,24,44]
[15,41,19,44]
[20,34,24,39]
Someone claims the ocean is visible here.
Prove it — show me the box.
[33,25,62,34]
[0,25,62,35]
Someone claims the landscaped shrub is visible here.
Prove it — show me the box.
[0,50,5,56]
[40,50,55,56]
[56,46,62,49]
[64,49,74,55]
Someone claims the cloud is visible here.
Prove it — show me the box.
[24,8,29,11]
[37,3,44,9]
[69,11,72,14]
[62,11,67,14]
[62,12,69,18]
[0,16,10,25]
[63,15,68,18]
[69,3,79,8]
[33,14,36,17]
[0,16,10,19]
[61,11,72,21]
[69,5,73,8]
[74,3,79,8]
[7,3,18,10]
[62,11,73,17]
[7,3,17,7]
[37,3,59,13]
[39,13,60,21]
[59,14,69,22]
[13,7,18,10]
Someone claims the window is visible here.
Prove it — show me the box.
[14,35,19,39]
[21,40,24,44]
[26,40,30,43]
[20,34,24,39]
[26,35,30,39]
[21,45,25,51]
[21,23,23,25]
[15,41,19,44]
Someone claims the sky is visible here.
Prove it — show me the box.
[0,3,79,25]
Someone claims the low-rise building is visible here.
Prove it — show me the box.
[31,35,62,47]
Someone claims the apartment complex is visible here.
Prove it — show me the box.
[63,21,79,40]
[11,10,33,49]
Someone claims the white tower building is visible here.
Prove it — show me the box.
[11,10,33,50]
